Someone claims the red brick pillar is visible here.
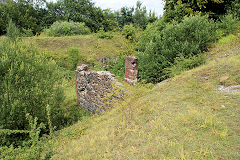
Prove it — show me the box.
[125,56,138,85]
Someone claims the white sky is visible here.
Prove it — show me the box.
[92,0,165,16]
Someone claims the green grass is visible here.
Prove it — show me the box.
[20,33,131,72]
[34,33,240,159]
[23,33,128,60]
[207,31,240,61]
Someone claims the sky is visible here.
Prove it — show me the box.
[92,0,165,16]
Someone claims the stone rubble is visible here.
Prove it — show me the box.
[218,85,240,94]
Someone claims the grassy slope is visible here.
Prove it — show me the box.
[40,33,240,160]
[23,34,129,61]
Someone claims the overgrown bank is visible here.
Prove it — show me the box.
[0,1,240,158]
[34,33,240,159]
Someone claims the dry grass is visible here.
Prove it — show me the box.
[38,33,240,159]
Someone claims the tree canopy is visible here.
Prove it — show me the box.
[163,0,236,22]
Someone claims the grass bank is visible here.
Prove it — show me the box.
[37,33,240,159]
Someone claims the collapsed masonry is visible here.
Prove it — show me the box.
[75,56,138,113]
[75,64,124,113]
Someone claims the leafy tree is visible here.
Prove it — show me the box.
[148,10,158,24]
[0,0,40,35]
[101,9,119,31]
[45,0,105,32]
[163,0,233,22]
[115,6,134,27]
[227,0,240,18]
[133,1,148,29]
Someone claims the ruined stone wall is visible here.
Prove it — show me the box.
[75,64,123,113]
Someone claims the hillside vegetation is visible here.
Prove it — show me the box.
[1,0,240,159]
[23,34,128,60]
[34,33,240,159]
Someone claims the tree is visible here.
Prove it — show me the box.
[148,10,158,24]
[101,9,119,31]
[133,1,148,29]
[45,0,105,32]
[0,0,40,35]
[163,0,233,22]
[115,6,134,27]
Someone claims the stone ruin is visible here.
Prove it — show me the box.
[75,64,124,113]
[75,56,138,113]
[125,56,138,85]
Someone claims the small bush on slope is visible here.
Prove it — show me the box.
[216,14,240,38]
[44,21,91,37]
[96,28,114,39]
[164,54,206,78]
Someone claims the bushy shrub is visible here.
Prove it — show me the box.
[216,14,239,37]
[106,55,126,79]
[137,18,167,52]
[44,21,91,37]
[137,15,216,83]
[228,0,240,19]
[164,54,206,78]
[0,38,64,142]
[6,19,20,42]
[68,47,81,70]
[21,28,34,37]
[122,24,136,41]
[0,43,65,130]
[96,28,114,39]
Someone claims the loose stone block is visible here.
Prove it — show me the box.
[125,56,138,85]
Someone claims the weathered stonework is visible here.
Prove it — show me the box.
[125,56,138,85]
[75,64,123,113]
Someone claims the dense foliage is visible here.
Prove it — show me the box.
[0,0,40,35]
[136,13,239,83]
[0,21,65,146]
[0,0,157,36]
[137,15,216,83]
[163,0,240,22]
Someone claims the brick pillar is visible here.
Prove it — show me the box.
[125,56,138,85]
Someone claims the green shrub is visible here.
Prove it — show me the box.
[6,19,20,42]
[137,15,216,83]
[44,21,91,37]
[106,55,126,79]
[122,24,136,41]
[164,54,206,78]
[228,0,240,19]
[21,28,34,37]
[96,28,114,39]
[217,14,239,37]
[0,39,65,139]
[68,47,81,70]
[0,144,43,160]
[137,18,167,52]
